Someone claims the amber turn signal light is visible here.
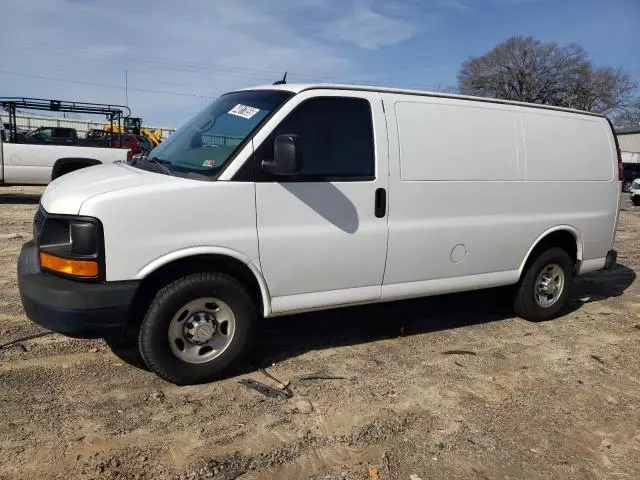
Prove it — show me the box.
[39,252,99,278]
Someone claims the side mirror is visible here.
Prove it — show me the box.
[261,134,301,176]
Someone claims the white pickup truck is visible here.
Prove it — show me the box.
[0,131,131,185]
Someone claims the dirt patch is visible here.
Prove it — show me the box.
[0,186,639,479]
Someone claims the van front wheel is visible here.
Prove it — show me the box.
[514,248,573,322]
[138,272,256,385]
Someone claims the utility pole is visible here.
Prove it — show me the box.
[125,69,129,106]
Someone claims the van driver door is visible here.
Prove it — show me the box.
[252,90,389,315]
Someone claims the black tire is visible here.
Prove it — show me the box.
[514,247,573,322]
[632,196,640,207]
[138,272,256,385]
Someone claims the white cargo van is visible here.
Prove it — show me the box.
[18,84,621,385]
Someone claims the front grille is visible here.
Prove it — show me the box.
[33,205,46,239]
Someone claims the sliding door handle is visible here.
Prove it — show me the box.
[375,188,386,218]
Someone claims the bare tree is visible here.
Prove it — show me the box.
[565,65,638,115]
[611,98,640,128]
[457,36,638,116]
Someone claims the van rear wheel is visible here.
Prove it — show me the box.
[138,272,256,385]
[514,247,573,322]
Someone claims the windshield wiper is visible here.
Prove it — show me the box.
[147,156,174,175]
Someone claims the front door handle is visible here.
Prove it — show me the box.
[375,188,386,218]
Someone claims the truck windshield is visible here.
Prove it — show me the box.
[144,90,292,179]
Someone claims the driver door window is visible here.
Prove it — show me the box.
[255,97,375,181]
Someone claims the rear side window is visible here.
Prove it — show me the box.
[256,97,375,181]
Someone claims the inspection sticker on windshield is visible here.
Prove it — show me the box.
[228,104,260,119]
[202,159,217,168]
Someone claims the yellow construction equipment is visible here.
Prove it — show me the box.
[139,127,163,146]
[87,117,163,146]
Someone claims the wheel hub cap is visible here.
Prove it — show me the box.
[537,276,558,296]
[534,263,565,308]
[184,312,216,345]
[167,297,236,365]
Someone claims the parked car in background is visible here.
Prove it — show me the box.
[630,179,640,206]
[622,163,640,192]
[90,133,143,155]
[21,126,80,145]
[17,83,621,385]
[0,129,131,185]
[86,130,151,154]
[18,128,143,155]
[116,134,143,155]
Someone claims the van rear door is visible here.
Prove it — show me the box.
[252,90,389,314]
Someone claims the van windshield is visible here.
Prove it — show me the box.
[144,90,292,179]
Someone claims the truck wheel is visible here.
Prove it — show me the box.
[633,196,640,206]
[514,247,573,322]
[138,272,256,385]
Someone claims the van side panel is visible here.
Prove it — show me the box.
[382,94,524,291]
[81,180,260,283]
[520,109,619,264]
[522,111,613,181]
[397,100,520,181]
[381,93,617,300]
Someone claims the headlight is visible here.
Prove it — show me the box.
[35,209,103,280]
[632,179,640,190]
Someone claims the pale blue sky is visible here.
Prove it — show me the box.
[2,0,638,127]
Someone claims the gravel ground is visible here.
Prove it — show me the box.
[0,185,639,480]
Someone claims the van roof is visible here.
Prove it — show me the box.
[242,83,604,118]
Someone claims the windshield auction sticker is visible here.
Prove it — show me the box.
[228,104,260,119]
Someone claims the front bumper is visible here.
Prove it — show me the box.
[17,241,139,338]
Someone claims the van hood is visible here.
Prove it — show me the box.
[41,163,176,215]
